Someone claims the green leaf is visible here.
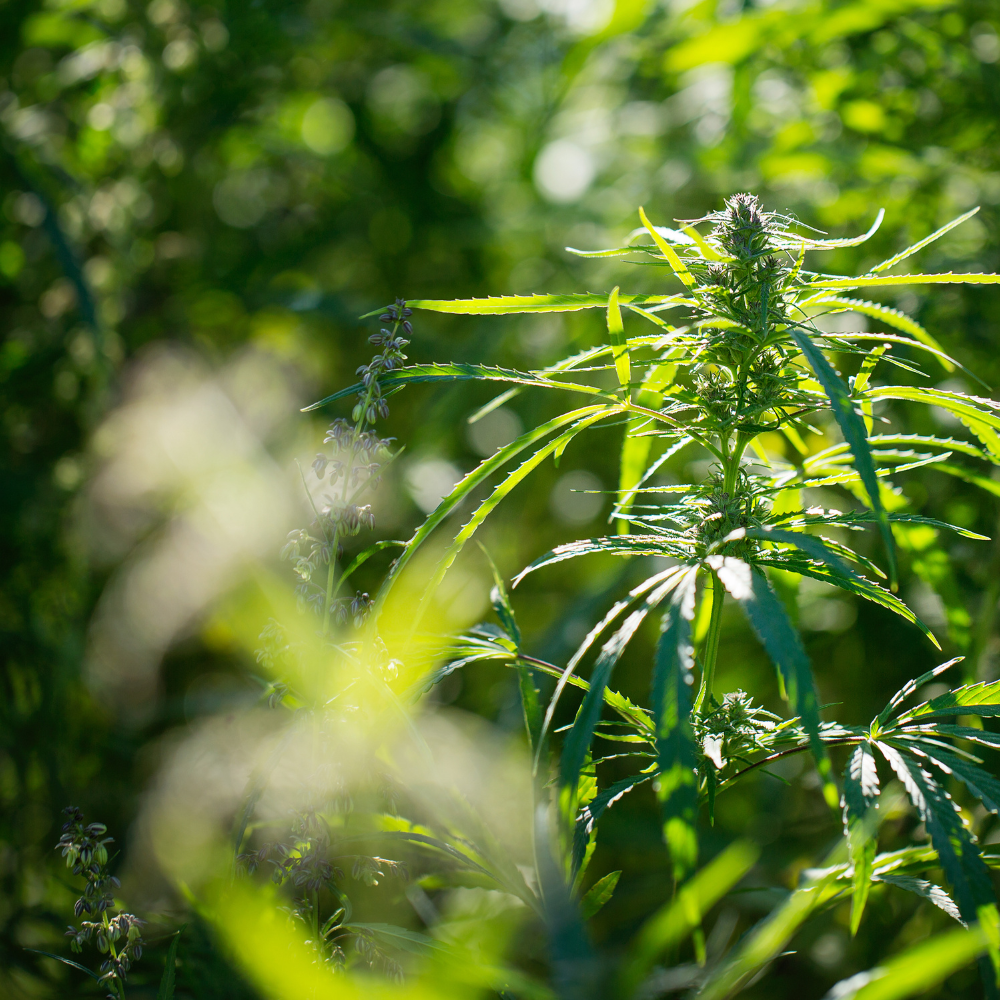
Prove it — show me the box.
[619,841,759,999]
[782,208,884,249]
[869,207,981,275]
[904,740,1000,814]
[709,556,836,807]
[790,326,896,587]
[513,536,687,585]
[606,286,630,390]
[560,570,691,800]
[898,678,1000,723]
[753,553,939,648]
[410,408,619,631]
[806,271,1000,291]
[651,567,699,879]
[864,385,1000,459]
[875,873,963,924]
[695,853,845,1000]
[575,772,654,875]
[842,743,880,935]
[875,743,997,926]
[876,657,962,728]
[639,206,699,292]
[808,295,950,365]
[303,362,615,412]
[25,949,102,982]
[936,462,1000,498]
[402,292,687,315]
[335,539,407,588]
[373,404,615,616]
[580,870,621,919]
[823,924,988,1000]
[156,928,184,1000]
[344,922,446,955]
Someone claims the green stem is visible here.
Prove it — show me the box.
[694,572,726,713]
[321,527,340,636]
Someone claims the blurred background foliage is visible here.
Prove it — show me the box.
[3,0,1000,996]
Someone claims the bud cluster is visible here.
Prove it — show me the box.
[57,807,144,993]
[236,807,408,975]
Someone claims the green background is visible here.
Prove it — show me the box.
[2,0,1000,995]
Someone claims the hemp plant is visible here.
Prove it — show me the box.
[309,195,1000,991]
[38,807,145,999]
[280,298,410,637]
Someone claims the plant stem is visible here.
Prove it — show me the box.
[321,528,340,636]
[694,572,725,713]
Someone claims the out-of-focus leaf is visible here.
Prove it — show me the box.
[156,929,183,1000]
[620,841,759,999]
[695,851,844,1000]
[580,870,621,919]
[822,924,988,1000]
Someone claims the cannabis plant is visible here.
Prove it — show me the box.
[308,195,1000,991]
[32,808,145,999]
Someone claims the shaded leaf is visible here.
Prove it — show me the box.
[651,567,699,879]
[620,841,760,999]
[581,870,621,919]
[843,743,880,934]
[708,556,836,807]
[790,326,896,586]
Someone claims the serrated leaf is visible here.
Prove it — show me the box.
[875,742,997,928]
[574,772,654,875]
[864,386,1000,459]
[560,571,691,802]
[806,271,1000,291]
[843,743,880,935]
[898,679,1000,723]
[303,362,614,412]
[374,403,617,618]
[876,658,962,728]
[581,870,621,919]
[25,949,101,982]
[707,556,836,807]
[904,740,1000,814]
[753,550,939,650]
[651,567,699,879]
[404,292,687,314]
[790,326,896,587]
[156,929,183,1000]
[876,873,963,924]
[809,295,950,366]
[639,206,699,291]
[513,535,687,585]
[870,207,981,275]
